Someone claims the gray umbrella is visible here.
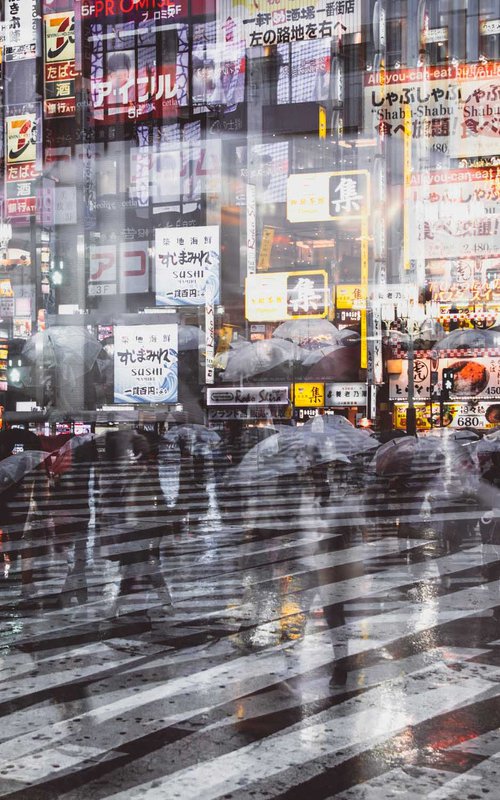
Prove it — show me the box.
[229,428,349,485]
[22,327,103,381]
[163,424,220,451]
[178,325,205,351]
[272,319,340,348]
[222,338,302,381]
[304,414,379,457]
[0,450,50,493]
[434,328,500,351]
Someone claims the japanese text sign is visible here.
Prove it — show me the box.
[44,12,76,118]
[155,226,220,307]
[245,270,328,321]
[114,324,178,405]
[287,170,369,223]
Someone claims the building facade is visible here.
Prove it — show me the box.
[0,0,499,434]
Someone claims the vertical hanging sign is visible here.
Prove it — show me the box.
[5,111,39,218]
[44,11,77,118]
[205,286,215,385]
[246,183,256,276]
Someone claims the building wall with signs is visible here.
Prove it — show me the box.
[0,0,498,427]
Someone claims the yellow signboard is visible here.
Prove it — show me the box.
[294,383,325,407]
[319,105,327,139]
[336,284,366,310]
[257,226,275,271]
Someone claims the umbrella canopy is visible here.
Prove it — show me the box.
[178,325,205,351]
[434,328,500,351]
[305,345,361,381]
[374,436,444,478]
[229,428,349,485]
[0,450,50,494]
[272,319,340,349]
[305,414,379,457]
[50,434,97,474]
[222,338,302,381]
[22,327,103,380]
[163,424,220,451]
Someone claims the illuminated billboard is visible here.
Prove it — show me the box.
[410,167,500,261]
[245,271,328,321]
[364,62,500,157]
[287,171,369,223]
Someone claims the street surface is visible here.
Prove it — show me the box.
[1,441,500,799]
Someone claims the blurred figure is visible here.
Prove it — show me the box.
[98,429,173,615]
[51,437,98,607]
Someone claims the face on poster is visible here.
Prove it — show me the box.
[114,324,178,404]
[155,226,220,306]
[90,52,178,124]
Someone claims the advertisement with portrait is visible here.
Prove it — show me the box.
[364,62,500,157]
[90,50,178,124]
[114,324,178,405]
[191,45,245,109]
[236,142,289,206]
[155,226,220,306]
[278,38,330,104]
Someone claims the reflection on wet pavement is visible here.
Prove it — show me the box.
[0,429,500,799]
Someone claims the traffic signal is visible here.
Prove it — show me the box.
[441,368,455,401]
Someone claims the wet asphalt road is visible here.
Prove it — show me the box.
[1,452,500,799]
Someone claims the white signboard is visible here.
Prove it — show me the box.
[207,386,289,405]
[54,187,77,226]
[218,0,361,48]
[287,170,369,223]
[246,183,256,276]
[245,271,328,321]
[5,0,36,48]
[389,359,432,402]
[325,383,367,406]
[409,167,500,261]
[114,324,178,405]
[205,289,215,385]
[364,62,500,158]
[156,225,220,306]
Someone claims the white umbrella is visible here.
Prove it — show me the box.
[222,338,302,381]
[273,319,340,348]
